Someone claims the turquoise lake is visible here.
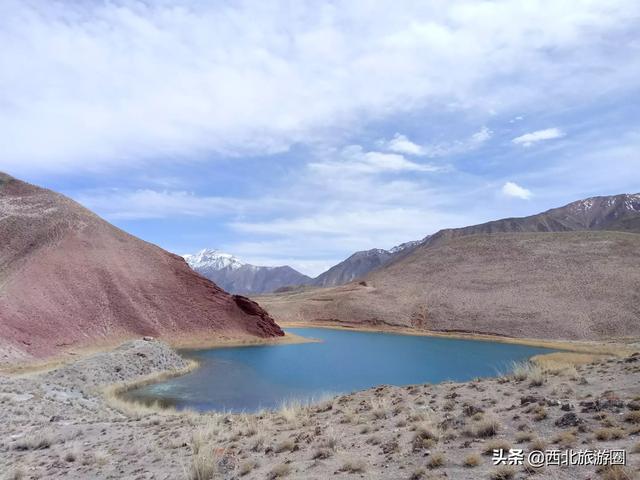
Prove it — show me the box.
[125,327,555,412]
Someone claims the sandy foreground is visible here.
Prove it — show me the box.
[1,337,640,480]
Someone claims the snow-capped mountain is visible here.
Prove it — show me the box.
[183,249,244,271]
[422,192,640,249]
[183,249,312,295]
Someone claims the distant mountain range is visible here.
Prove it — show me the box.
[311,240,425,287]
[186,193,640,295]
[184,249,312,295]
[422,193,640,248]
[257,192,640,341]
[184,240,423,294]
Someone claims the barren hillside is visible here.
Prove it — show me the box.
[257,231,640,341]
[0,172,283,362]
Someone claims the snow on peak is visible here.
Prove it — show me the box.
[389,239,422,254]
[624,193,640,211]
[183,248,244,270]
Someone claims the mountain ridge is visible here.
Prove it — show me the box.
[183,249,313,295]
[298,192,640,288]
[256,192,640,341]
[186,192,640,293]
[422,192,640,249]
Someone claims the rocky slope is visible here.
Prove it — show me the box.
[184,249,312,294]
[306,193,640,288]
[0,172,283,362]
[257,231,640,341]
[423,193,640,249]
[311,248,394,288]
[305,240,426,288]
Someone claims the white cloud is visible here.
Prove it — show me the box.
[0,1,637,173]
[501,181,532,199]
[386,134,425,155]
[470,126,493,144]
[309,145,440,176]
[512,128,565,147]
[379,127,493,159]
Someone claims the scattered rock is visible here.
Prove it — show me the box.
[520,395,540,406]
[627,401,640,411]
[555,412,583,427]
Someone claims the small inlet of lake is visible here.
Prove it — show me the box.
[124,327,555,412]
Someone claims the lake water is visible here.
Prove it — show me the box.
[124,327,555,412]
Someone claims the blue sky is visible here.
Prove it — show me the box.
[1,0,639,276]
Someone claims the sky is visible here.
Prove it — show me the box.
[1,0,639,276]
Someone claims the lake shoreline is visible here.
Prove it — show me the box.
[0,331,317,376]
[125,327,562,413]
[278,320,633,364]
[3,336,640,479]
[2,321,632,376]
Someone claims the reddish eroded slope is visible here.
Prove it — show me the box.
[0,172,283,362]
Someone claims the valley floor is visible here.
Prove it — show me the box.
[1,338,640,480]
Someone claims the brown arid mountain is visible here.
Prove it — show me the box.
[256,230,640,341]
[0,172,283,362]
[304,193,640,288]
[311,248,395,287]
[423,193,640,248]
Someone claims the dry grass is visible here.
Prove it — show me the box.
[594,428,626,441]
[278,399,304,423]
[13,430,54,451]
[529,438,546,451]
[532,352,609,368]
[268,463,291,479]
[490,465,516,480]
[471,418,501,438]
[311,447,333,460]
[482,440,511,455]
[598,465,634,480]
[427,452,445,469]
[102,361,197,416]
[238,460,257,476]
[410,467,426,479]
[624,411,640,424]
[532,405,548,421]
[320,427,340,451]
[463,453,481,467]
[510,361,547,386]
[412,423,440,451]
[515,431,533,443]
[191,417,224,455]
[63,444,81,463]
[552,430,577,448]
[189,452,217,480]
[340,459,366,473]
[89,450,109,466]
[510,361,535,381]
[274,439,295,453]
[370,398,389,419]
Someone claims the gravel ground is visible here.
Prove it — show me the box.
[1,339,640,480]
